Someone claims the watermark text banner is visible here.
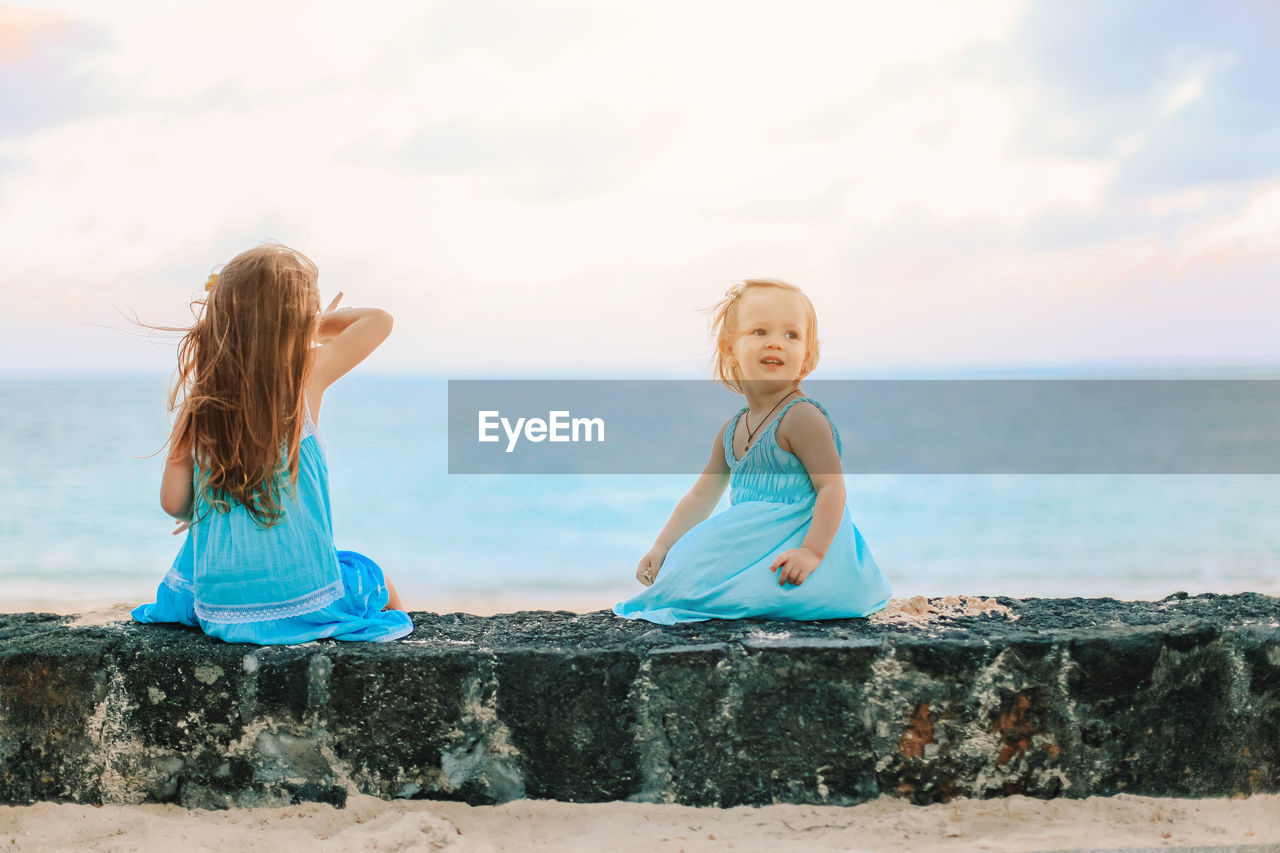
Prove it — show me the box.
[447,380,1280,474]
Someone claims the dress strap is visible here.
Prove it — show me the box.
[723,406,749,465]
[769,396,842,456]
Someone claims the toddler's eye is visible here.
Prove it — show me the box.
[786,331,800,340]
[752,328,766,335]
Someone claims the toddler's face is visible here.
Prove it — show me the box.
[729,288,811,387]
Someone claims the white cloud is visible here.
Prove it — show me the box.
[984,241,1165,293]
[0,6,68,62]
[1174,181,1280,269]
[1157,55,1233,119]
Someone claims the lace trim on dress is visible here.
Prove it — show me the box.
[302,401,326,453]
[161,566,194,593]
[194,577,345,624]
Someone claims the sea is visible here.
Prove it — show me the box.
[2,373,1278,609]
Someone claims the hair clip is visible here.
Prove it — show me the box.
[204,274,217,292]
[725,282,745,299]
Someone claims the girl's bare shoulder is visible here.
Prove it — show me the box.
[776,399,834,451]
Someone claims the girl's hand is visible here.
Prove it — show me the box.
[636,545,668,586]
[314,291,346,344]
[771,547,821,586]
[172,518,191,536]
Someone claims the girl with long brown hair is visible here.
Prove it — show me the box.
[132,244,412,643]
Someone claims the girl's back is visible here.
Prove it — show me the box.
[190,406,340,623]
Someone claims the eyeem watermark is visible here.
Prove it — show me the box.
[478,410,605,453]
[449,379,1280,474]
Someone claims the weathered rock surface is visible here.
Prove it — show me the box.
[1,593,1277,809]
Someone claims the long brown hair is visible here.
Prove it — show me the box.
[171,244,320,527]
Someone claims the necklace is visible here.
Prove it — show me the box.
[743,389,799,451]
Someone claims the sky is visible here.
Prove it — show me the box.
[2,0,1278,376]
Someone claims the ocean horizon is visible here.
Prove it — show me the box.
[3,368,1278,609]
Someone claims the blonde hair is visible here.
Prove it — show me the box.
[711,278,819,394]
[170,243,320,527]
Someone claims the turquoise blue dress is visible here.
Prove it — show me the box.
[132,411,413,644]
[614,398,891,624]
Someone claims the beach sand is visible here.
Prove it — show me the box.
[2,792,1278,852]
[4,598,1277,851]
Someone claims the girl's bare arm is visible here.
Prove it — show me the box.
[160,429,194,522]
[307,292,393,420]
[636,423,731,584]
[772,402,845,584]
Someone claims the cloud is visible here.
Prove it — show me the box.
[349,106,677,202]
[1005,0,1280,193]
[0,8,111,138]
[1109,85,1280,194]
[1174,181,1280,270]
[984,241,1164,293]
[378,0,635,72]
[0,6,66,62]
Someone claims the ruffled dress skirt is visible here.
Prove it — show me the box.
[132,538,412,644]
[614,500,890,625]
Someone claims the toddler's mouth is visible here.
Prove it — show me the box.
[761,357,785,366]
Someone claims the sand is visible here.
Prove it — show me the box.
[2,792,1278,852]
[870,594,1017,626]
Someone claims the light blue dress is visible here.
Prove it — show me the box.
[614,398,892,624]
[132,410,413,644]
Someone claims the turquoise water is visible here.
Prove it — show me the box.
[2,375,1278,606]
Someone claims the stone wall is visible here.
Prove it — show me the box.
[1,593,1277,809]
